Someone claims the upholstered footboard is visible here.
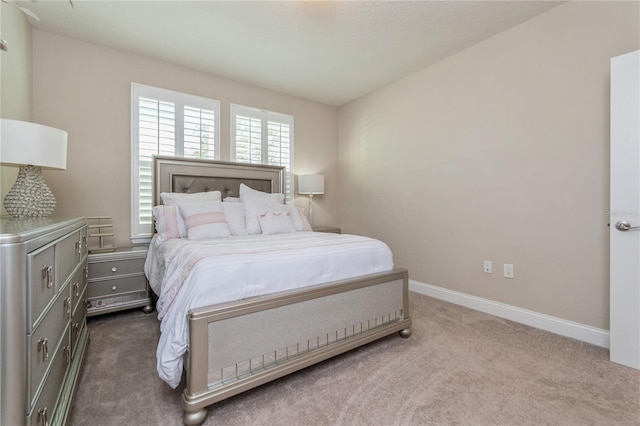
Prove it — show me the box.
[181,268,412,425]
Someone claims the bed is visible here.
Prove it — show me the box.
[146,155,412,425]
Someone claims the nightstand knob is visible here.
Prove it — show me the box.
[111,285,117,291]
[111,266,118,273]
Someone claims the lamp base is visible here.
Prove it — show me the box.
[3,165,57,218]
[308,193,314,226]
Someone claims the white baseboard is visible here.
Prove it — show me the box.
[409,280,610,349]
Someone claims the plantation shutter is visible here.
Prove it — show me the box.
[137,97,176,229]
[131,83,220,242]
[231,104,294,201]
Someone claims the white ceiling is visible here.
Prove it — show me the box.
[16,0,563,106]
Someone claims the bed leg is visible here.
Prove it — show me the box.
[183,408,207,426]
[398,327,412,338]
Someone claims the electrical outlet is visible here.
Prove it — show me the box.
[504,263,514,279]
[483,261,492,273]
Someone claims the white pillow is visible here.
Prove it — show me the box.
[152,205,186,239]
[179,201,230,240]
[243,199,291,234]
[222,202,247,236]
[223,196,241,203]
[258,210,296,235]
[239,183,284,204]
[161,191,222,206]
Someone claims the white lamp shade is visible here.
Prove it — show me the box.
[1,119,67,169]
[298,174,325,195]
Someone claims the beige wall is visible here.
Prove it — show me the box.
[338,2,640,329]
[31,31,338,248]
[1,3,33,214]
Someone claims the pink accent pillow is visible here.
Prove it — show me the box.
[179,202,231,240]
[152,205,186,239]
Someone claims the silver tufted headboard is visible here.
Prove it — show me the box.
[152,156,285,206]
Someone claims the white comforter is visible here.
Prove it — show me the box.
[144,231,394,388]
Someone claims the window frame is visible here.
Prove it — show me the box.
[130,83,220,243]
[230,103,294,202]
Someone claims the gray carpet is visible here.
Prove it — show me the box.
[68,293,640,425]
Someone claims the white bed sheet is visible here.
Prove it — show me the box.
[144,231,394,388]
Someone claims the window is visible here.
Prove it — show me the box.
[131,83,220,242]
[230,104,294,201]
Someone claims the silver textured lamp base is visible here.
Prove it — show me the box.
[3,165,57,218]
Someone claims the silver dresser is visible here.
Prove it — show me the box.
[0,216,90,426]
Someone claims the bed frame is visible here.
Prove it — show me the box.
[152,156,412,425]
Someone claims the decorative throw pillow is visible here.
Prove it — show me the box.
[161,191,222,206]
[243,199,291,234]
[222,202,247,236]
[258,210,297,235]
[152,205,186,239]
[239,183,285,204]
[178,201,231,240]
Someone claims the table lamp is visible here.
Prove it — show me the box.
[298,174,324,226]
[1,119,68,218]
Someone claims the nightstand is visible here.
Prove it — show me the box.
[87,246,153,316]
[312,226,342,234]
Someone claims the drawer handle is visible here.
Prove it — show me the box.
[38,337,49,363]
[64,297,71,315]
[73,282,80,297]
[38,406,49,426]
[76,240,82,256]
[111,285,118,292]
[84,299,91,309]
[64,345,71,366]
[42,265,53,289]
[111,266,118,273]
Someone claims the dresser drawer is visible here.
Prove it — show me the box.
[88,274,147,298]
[71,286,87,355]
[28,242,57,333]
[28,327,70,426]
[28,287,71,405]
[88,257,145,279]
[57,230,83,287]
[70,266,87,314]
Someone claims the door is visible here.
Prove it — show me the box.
[610,50,640,370]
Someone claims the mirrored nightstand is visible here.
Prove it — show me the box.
[87,245,153,316]
[312,226,341,234]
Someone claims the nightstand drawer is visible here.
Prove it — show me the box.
[88,275,147,298]
[88,257,145,279]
